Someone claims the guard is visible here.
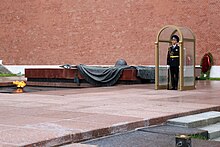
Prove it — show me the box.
[167,35,180,90]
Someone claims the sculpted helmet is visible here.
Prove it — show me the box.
[115,59,128,67]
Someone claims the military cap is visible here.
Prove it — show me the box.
[171,35,179,42]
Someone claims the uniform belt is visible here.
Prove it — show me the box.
[170,56,179,58]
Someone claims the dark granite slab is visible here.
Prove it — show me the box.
[83,130,176,147]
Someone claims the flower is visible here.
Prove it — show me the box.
[200,52,213,73]
[200,52,214,80]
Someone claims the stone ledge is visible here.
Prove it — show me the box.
[210,66,220,78]
[0,82,13,87]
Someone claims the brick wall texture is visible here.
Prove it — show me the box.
[0,0,220,65]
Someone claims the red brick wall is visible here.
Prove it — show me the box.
[0,0,219,65]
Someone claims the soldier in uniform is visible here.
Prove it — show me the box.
[167,35,180,90]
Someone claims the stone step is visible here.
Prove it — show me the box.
[166,111,220,128]
[199,122,220,139]
[212,137,220,142]
[138,124,208,139]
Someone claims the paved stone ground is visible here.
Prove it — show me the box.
[0,79,220,146]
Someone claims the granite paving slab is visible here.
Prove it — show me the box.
[0,80,220,146]
[62,143,97,147]
[192,139,220,147]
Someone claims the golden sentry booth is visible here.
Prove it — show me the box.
[155,25,196,91]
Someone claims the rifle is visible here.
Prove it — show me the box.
[167,66,170,90]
